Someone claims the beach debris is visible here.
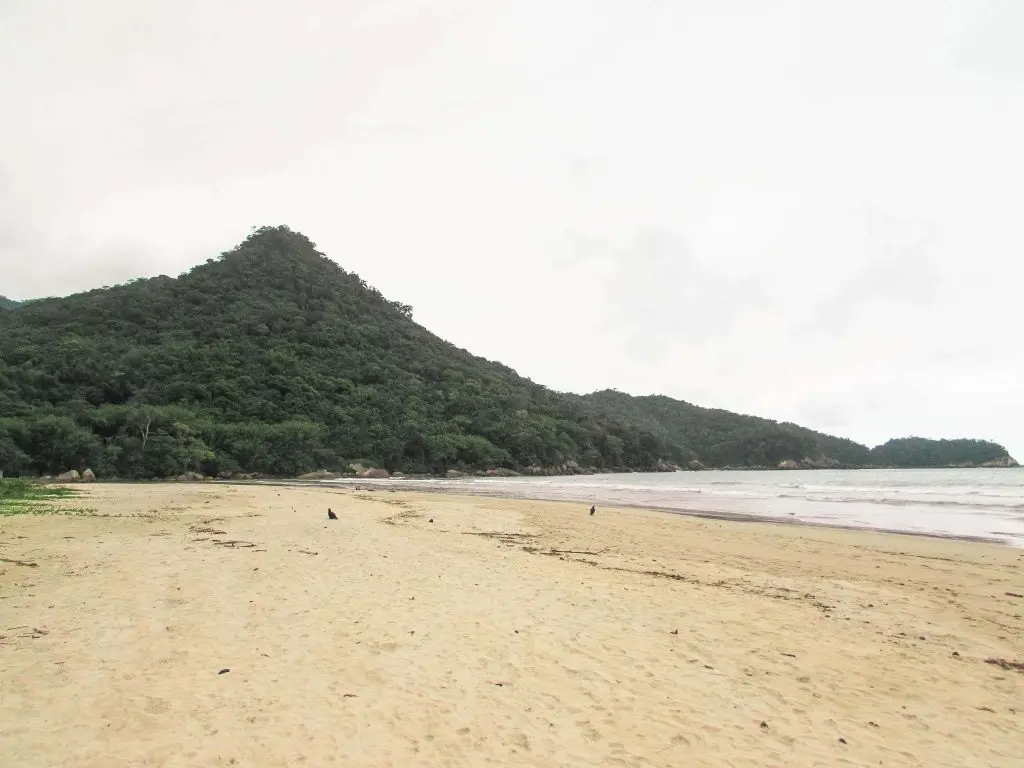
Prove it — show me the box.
[465,531,538,544]
[7,626,48,638]
[218,668,230,675]
[781,652,797,658]
[952,651,960,658]
[343,694,358,698]
[670,630,678,635]
[0,557,38,568]
[984,658,1024,673]
[868,721,879,728]
[838,738,847,745]
[489,681,512,687]
[760,721,768,729]
[429,518,434,523]
[545,547,609,556]
[212,540,255,548]
[1005,592,1023,598]
[298,550,318,556]
[328,508,337,520]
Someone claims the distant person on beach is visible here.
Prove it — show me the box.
[590,505,596,516]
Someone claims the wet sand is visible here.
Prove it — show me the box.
[1,483,1022,767]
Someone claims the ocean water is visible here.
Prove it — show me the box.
[324,468,1024,546]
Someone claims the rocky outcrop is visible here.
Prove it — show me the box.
[484,468,519,477]
[802,456,840,469]
[445,469,465,479]
[56,469,80,482]
[982,456,1019,468]
[777,460,800,470]
[298,470,342,480]
[687,460,706,471]
[359,468,389,479]
[81,468,96,482]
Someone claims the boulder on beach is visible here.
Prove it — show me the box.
[777,460,801,470]
[81,468,97,482]
[359,468,389,479]
[57,469,80,482]
[687,460,706,471]
[484,468,519,477]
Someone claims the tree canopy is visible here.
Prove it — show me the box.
[0,226,1014,478]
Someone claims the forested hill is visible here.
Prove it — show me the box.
[581,392,1015,469]
[578,391,874,468]
[0,226,1015,478]
[0,295,20,309]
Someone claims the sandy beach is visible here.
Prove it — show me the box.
[1,483,1022,767]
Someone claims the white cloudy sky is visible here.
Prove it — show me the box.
[2,0,1022,457]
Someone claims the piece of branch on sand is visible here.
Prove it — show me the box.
[542,547,610,556]
[0,557,38,567]
[985,658,1024,673]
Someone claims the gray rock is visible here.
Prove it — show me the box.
[298,470,342,480]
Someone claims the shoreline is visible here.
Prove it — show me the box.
[234,478,1017,547]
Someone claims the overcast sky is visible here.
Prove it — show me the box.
[2,0,1021,458]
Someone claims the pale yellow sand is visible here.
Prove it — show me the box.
[1,483,1022,768]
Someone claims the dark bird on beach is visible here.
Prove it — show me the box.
[590,505,596,516]
[328,508,338,520]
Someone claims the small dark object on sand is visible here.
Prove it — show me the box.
[952,651,960,657]
[590,505,596,516]
[429,518,434,523]
[218,668,230,675]
[838,738,847,745]
[328,508,337,520]
[670,630,678,635]
[1006,592,1023,598]
[760,721,768,729]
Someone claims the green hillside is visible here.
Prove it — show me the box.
[578,391,873,468]
[0,226,1014,478]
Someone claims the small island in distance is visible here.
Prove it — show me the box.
[0,226,1017,480]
